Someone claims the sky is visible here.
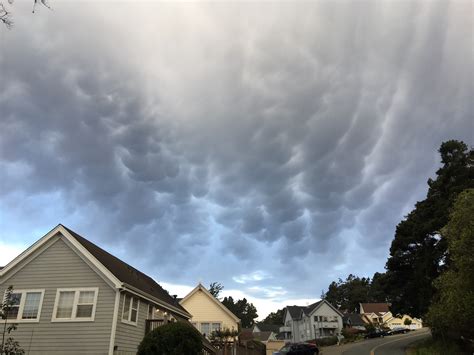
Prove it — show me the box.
[0,0,472,319]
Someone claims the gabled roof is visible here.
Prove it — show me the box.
[180,283,241,323]
[343,313,366,326]
[63,226,189,316]
[360,303,391,315]
[284,300,343,320]
[0,224,190,318]
[254,323,280,333]
[286,305,305,320]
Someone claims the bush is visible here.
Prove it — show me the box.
[138,322,203,355]
[316,336,338,347]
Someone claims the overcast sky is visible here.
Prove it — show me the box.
[0,0,472,318]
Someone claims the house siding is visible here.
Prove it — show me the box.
[113,292,149,355]
[0,236,116,355]
[180,288,239,333]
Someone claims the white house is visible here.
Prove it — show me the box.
[279,300,343,342]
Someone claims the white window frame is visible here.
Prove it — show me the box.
[51,287,99,322]
[121,294,140,326]
[2,289,45,323]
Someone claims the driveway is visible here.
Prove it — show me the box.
[322,329,431,355]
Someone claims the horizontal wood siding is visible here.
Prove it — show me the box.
[113,292,149,355]
[0,236,115,355]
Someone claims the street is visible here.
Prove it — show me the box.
[323,329,431,355]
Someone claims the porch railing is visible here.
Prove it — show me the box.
[145,319,166,334]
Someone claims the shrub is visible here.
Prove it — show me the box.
[138,322,203,355]
[316,336,338,347]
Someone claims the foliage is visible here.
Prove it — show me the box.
[316,336,338,347]
[385,140,474,317]
[209,328,239,348]
[221,296,258,328]
[1,0,50,29]
[407,338,469,355]
[426,189,474,343]
[1,286,25,355]
[261,308,284,325]
[208,282,224,299]
[137,321,203,355]
[364,323,376,333]
[404,318,412,326]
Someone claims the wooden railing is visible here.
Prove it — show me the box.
[145,319,166,334]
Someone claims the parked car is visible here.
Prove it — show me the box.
[387,327,410,335]
[364,329,388,338]
[275,342,320,355]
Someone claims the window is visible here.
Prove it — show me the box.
[122,294,139,325]
[201,322,210,336]
[211,323,221,332]
[3,290,44,322]
[52,288,98,322]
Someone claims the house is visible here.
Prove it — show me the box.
[359,303,392,326]
[384,314,423,330]
[342,313,366,330]
[179,283,240,338]
[279,300,343,342]
[243,324,285,355]
[359,303,423,330]
[0,224,216,355]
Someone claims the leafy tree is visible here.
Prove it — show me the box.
[208,282,224,299]
[137,321,202,355]
[323,274,371,312]
[1,0,50,29]
[385,140,473,317]
[404,318,412,326]
[1,286,25,355]
[261,308,284,325]
[426,189,474,342]
[221,296,258,328]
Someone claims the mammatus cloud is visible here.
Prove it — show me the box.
[0,1,472,316]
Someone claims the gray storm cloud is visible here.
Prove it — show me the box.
[0,1,472,300]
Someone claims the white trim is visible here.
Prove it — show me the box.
[51,287,99,322]
[108,290,121,355]
[2,289,45,323]
[123,283,191,319]
[180,284,240,323]
[0,225,122,289]
[120,293,139,326]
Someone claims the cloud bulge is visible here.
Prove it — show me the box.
[0,1,472,318]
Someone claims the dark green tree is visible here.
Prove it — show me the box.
[137,322,202,355]
[323,274,371,312]
[221,296,258,328]
[385,140,474,317]
[261,308,284,325]
[426,189,474,342]
[208,282,224,299]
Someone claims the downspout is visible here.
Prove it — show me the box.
[108,288,122,355]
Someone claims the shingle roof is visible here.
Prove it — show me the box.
[254,323,280,333]
[252,331,273,342]
[360,303,390,315]
[343,313,365,326]
[287,305,304,319]
[62,225,189,316]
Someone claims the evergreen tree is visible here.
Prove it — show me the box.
[385,140,473,317]
[261,309,284,325]
[426,189,474,342]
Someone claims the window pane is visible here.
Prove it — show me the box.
[212,323,221,332]
[56,291,75,319]
[132,298,139,310]
[76,304,93,318]
[122,295,131,320]
[22,292,42,319]
[201,323,210,336]
[6,293,21,319]
[78,291,95,304]
[131,309,138,322]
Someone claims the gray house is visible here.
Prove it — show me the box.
[0,224,215,355]
[279,300,343,342]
